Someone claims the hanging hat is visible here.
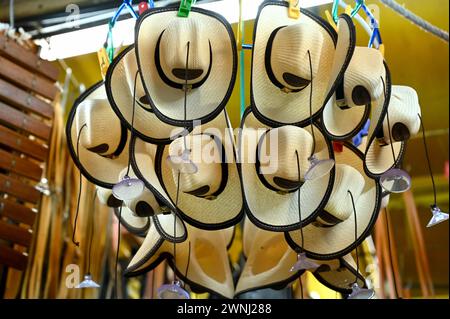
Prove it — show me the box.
[251,1,355,127]
[124,223,235,299]
[322,47,385,140]
[235,218,365,295]
[96,186,150,236]
[364,85,421,177]
[239,108,334,231]
[133,110,243,230]
[105,45,186,144]
[66,81,129,189]
[134,4,237,127]
[285,142,381,259]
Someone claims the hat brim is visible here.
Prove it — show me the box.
[66,82,129,189]
[285,142,381,259]
[124,223,234,299]
[106,45,187,144]
[239,107,335,232]
[113,206,150,237]
[236,219,365,295]
[148,111,244,230]
[322,93,370,140]
[363,62,406,177]
[251,1,355,127]
[135,5,237,127]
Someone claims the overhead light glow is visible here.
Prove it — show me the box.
[39,0,332,61]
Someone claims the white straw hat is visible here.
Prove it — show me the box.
[133,110,243,230]
[364,85,421,177]
[285,142,381,259]
[66,82,129,188]
[105,45,186,144]
[322,47,385,140]
[135,4,237,126]
[236,218,365,295]
[124,223,235,299]
[251,2,355,126]
[239,108,334,231]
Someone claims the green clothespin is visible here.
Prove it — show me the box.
[178,0,196,18]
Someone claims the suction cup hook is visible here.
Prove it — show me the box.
[380,168,411,193]
[348,282,375,299]
[76,273,101,289]
[167,149,198,174]
[112,175,144,201]
[304,155,335,181]
[290,252,319,272]
[427,205,449,228]
[157,280,190,299]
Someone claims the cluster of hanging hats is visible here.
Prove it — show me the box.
[66,0,439,299]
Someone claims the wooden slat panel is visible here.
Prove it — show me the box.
[0,125,48,161]
[0,33,59,81]
[0,149,43,181]
[0,174,40,204]
[0,199,36,226]
[0,220,32,247]
[0,101,51,140]
[0,56,58,100]
[0,78,53,119]
[0,245,27,271]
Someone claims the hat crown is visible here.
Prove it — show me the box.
[259,126,313,192]
[381,85,421,144]
[344,47,385,108]
[269,23,324,90]
[75,99,122,155]
[159,18,210,85]
[169,134,222,199]
[321,164,365,223]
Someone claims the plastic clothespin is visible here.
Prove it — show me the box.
[178,0,196,18]
[97,46,110,79]
[288,0,300,19]
[361,3,385,56]
[139,0,154,15]
[333,141,344,153]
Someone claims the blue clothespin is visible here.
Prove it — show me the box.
[352,119,370,147]
[361,3,383,49]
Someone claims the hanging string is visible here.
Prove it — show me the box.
[384,207,399,298]
[183,241,192,289]
[298,276,304,300]
[183,41,191,152]
[348,190,360,284]
[173,171,181,282]
[87,189,98,275]
[307,50,316,155]
[124,70,140,177]
[418,114,437,207]
[380,77,397,164]
[9,0,14,29]
[114,205,123,299]
[295,150,305,249]
[72,124,88,247]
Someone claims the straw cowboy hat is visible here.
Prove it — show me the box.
[132,110,244,230]
[124,222,235,299]
[96,186,150,236]
[66,81,130,189]
[239,108,334,231]
[285,142,381,259]
[105,45,186,144]
[236,218,366,295]
[134,4,237,127]
[322,47,385,140]
[364,84,421,177]
[251,1,355,127]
